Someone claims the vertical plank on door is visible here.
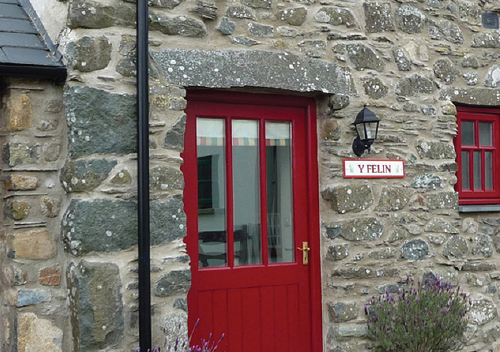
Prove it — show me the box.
[228,288,242,352]
[273,285,289,351]
[260,286,275,351]
[242,287,261,352]
[288,284,300,351]
[198,291,214,346]
[212,290,228,351]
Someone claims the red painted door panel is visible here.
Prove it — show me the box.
[183,91,321,352]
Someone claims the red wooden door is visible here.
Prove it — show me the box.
[183,91,321,352]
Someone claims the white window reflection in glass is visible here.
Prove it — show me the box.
[266,122,294,263]
[196,118,227,268]
[232,120,262,266]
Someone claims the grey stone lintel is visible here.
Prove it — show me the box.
[442,87,500,106]
[151,49,356,94]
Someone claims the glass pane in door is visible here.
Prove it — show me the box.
[233,120,262,265]
[266,122,294,263]
[197,118,227,268]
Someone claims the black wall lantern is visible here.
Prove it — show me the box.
[352,105,380,157]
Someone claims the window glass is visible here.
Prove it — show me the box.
[480,122,493,146]
[461,121,474,146]
[486,151,493,190]
[474,151,482,190]
[198,156,214,209]
[197,118,227,268]
[232,120,261,265]
[462,151,470,190]
[266,122,294,263]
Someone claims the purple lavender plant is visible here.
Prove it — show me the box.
[136,319,225,352]
[365,276,471,352]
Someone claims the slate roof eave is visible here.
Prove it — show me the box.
[0,63,67,83]
[0,0,66,81]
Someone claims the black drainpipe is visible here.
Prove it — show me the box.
[137,0,152,350]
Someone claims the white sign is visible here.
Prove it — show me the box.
[343,159,405,178]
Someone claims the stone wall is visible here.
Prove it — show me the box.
[313,3,500,352]
[0,78,69,351]
[5,0,500,351]
[58,42,189,352]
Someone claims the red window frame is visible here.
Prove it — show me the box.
[455,105,500,205]
[195,113,300,269]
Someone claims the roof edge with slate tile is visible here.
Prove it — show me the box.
[0,0,66,82]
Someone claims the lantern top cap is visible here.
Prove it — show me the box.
[353,105,380,125]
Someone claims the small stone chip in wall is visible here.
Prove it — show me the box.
[156,270,191,297]
[17,289,52,307]
[364,2,395,33]
[11,229,57,260]
[277,7,307,26]
[470,298,498,326]
[321,185,374,214]
[39,267,61,286]
[67,0,136,29]
[17,313,62,352]
[400,239,430,260]
[347,44,385,72]
[40,196,61,218]
[443,235,469,259]
[69,36,112,72]
[226,5,255,20]
[6,94,31,131]
[4,200,30,221]
[2,175,38,191]
[2,143,41,167]
[110,170,132,184]
[313,7,356,28]
[241,0,271,9]
[13,267,28,286]
[60,159,117,193]
[191,0,218,20]
[327,302,358,323]
[396,4,425,34]
[217,17,235,35]
[327,244,349,261]
[43,143,61,162]
[433,58,459,84]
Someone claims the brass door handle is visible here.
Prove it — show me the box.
[297,241,310,265]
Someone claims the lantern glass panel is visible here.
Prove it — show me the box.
[366,121,378,140]
[356,123,366,140]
